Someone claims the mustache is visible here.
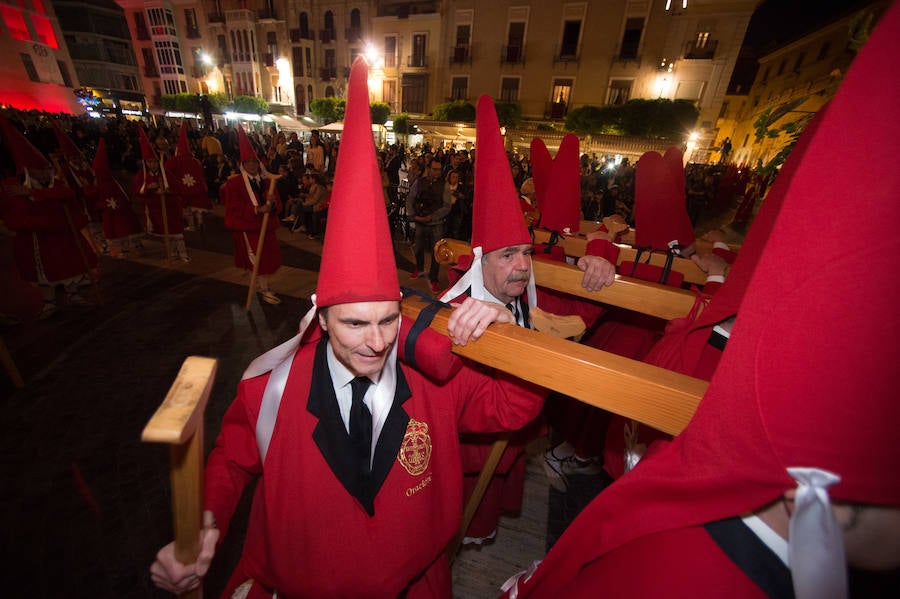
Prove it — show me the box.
[506,274,530,283]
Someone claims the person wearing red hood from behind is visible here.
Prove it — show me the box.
[0,116,98,319]
[167,121,211,232]
[92,138,143,259]
[150,57,548,599]
[500,5,900,597]
[133,126,189,261]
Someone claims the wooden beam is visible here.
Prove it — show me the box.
[434,238,700,321]
[142,356,218,599]
[531,229,709,284]
[401,297,706,435]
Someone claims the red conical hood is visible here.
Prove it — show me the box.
[471,95,531,255]
[539,133,581,233]
[237,125,257,162]
[53,121,85,161]
[138,126,157,162]
[633,151,694,250]
[315,57,400,307]
[92,138,111,178]
[176,121,191,157]
[0,116,51,172]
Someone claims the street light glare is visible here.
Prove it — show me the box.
[201,52,212,66]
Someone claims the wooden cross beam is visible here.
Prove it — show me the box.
[401,296,706,436]
[142,356,218,599]
[434,239,701,321]
[531,229,709,284]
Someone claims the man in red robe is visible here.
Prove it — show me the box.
[440,101,616,544]
[150,58,546,598]
[501,7,900,597]
[92,138,143,258]
[133,126,189,261]
[223,125,283,305]
[166,121,211,231]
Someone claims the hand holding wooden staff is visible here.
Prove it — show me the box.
[245,175,281,310]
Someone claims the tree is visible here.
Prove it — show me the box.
[493,102,522,128]
[432,100,476,122]
[370,101,391,125]
[565,105,621,135]
[564,99,698,139]
[310,97,346,123]
[392,112,417,135]
[230,95,269,115]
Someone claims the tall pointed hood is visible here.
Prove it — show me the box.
[237,126,257,162]
[315,57,400,308]
[0,116,51,173]
[538,133,581,233]
[176,121,191,157]
[633,151,694,250]
[52,121,85,161]
[137,126,157,162]
[440,95,537,307]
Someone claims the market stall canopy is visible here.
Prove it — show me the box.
[265,114,312,132]
[417,124,476,143]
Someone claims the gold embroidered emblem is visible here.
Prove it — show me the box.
[398,418,432,476]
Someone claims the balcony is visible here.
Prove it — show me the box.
[258,9,278,21]
[449,45,470,66]
[186,27,201,39]
[684,39,718,60]
[346,27,361,42]
[500,44,525,65]
[407,54,427,68]
[207,13,225,24]
[319,29,336,43]
[144,65,159,77]
[290,28,300,43]
[554,49,578,65]
[320,66,336,80]
[544,101,569,119]
[384,53,398,68]
[264,53,275,67]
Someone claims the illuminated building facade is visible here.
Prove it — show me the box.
[52,0,146,116]
[0,0,82,112]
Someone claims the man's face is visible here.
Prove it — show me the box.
[481,244,533,305]
[318,301,401,378]
[243,159,260,176]
[145,158,159,172]
[428,161,442,181]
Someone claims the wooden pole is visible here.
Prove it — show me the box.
[159,190,172,263]
[142,356,218,599]
[449,435,510,562]
[245,176,280,311]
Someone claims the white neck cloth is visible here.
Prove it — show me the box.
[787,466,846,599]
[439,245,538,314]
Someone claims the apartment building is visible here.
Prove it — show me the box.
[112,0,757,149]
[51,0,145,115]
[715,0,888,168]
[0,0,81,112]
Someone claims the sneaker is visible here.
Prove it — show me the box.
[542,447,603,492]
[409,270,422,279]
[260,290,282,305]
[430,281,440,294]
[461,529,497,546]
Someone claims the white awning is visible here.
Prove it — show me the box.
[264,114,312,132]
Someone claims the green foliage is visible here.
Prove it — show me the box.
[370,102,391,125]
[432,100,476,122]
[309,97,346,123]
[392,113,417,135]
[564,99,698,139]
[161,93,202,113]
[493,102,522,128]
[230,95,269,115]
[205,93,227,113]
[847,9,876,52]
[536,123,556,132]
[752,108,814,176]
[565,105,621,135]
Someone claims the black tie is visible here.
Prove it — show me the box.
[505,302,518,325]
[250,178,261,194]
[349,377,373,474]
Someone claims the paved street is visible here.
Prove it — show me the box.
[1,207,437,598]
